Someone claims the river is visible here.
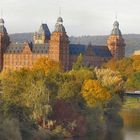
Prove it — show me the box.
[65,109,140,140]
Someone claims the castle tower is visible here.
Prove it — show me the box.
[107,21,125,59]
[33,23,51,44]
[0,18,10,70]
[49,17,70,71]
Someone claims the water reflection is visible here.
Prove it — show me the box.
[104,128,124,140]
[65,128,124,140]
[65,110,140,140]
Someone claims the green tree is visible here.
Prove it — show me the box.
[125,71,140,90]
[72,54,84,70]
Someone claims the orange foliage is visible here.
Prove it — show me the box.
[104,58,117,71]
[82,79,111,107]
[32,57,62,75]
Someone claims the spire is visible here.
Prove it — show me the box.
[54,17,66,32]
[59,6,61,17]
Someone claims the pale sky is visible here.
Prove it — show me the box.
[0,0,140,36]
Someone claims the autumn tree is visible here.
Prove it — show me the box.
[132,55,140,71]
[103,58,118,71]
[94,68,124,94]
[82,79,111,107]
[104,57,133,76]
[32,57,62,75]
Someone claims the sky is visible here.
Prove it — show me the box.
[0,0,140,36]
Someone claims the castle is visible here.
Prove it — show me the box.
[0,17,125,71]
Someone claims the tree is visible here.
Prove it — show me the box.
[125,71,140,90]
[32,57,62,75]
[23,70,58,128]
[94,68,124,94]
[103,58,117,71]
[72,54,84,70]
[132,55,140,71]
[58,80,81,100]
[104,57,133,76]
[82,79,111,107]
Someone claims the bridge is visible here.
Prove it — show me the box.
[124,91,140,98]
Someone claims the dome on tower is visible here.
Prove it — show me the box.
[111,20,122,36]
[54,17,66,32]
[57,17,63,23]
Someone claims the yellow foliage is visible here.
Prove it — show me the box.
[82,79,111,107]
[131,55,140,71]
[32,57,62,75]
[104,58,117,71]
[104,57,134,76]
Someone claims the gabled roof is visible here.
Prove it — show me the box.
[5,43,49,54]
[5,43,24,53]
[69,44,87,55]
[32,44,49,53]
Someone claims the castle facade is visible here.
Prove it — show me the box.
[0,17,125,71]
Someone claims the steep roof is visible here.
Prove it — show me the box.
[92,46,112,57]
[69,44,112,57]
[38,24,51,38]
[5,43,49,54]
[69,44,87,55]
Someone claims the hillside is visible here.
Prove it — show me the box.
[9,33,140,56]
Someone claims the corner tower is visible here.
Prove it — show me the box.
[107,21,125,59]
[33,23,51,44]
[0,18,10,70]
[49,17,70,70]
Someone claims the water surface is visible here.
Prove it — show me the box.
[66,109,140,140]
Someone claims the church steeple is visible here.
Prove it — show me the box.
[49,17,70,70]
[107,20,125,60]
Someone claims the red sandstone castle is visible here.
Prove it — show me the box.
[0,17,125,71]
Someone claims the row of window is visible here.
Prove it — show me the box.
[4,54,48,59]
[4,60,34,66]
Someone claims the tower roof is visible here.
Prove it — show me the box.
[0,18,7,33]
[111,21,122,36]
[0,18,4,24]
[57,17,63,23]
[54,17,66,32]
[38,23,51,38]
